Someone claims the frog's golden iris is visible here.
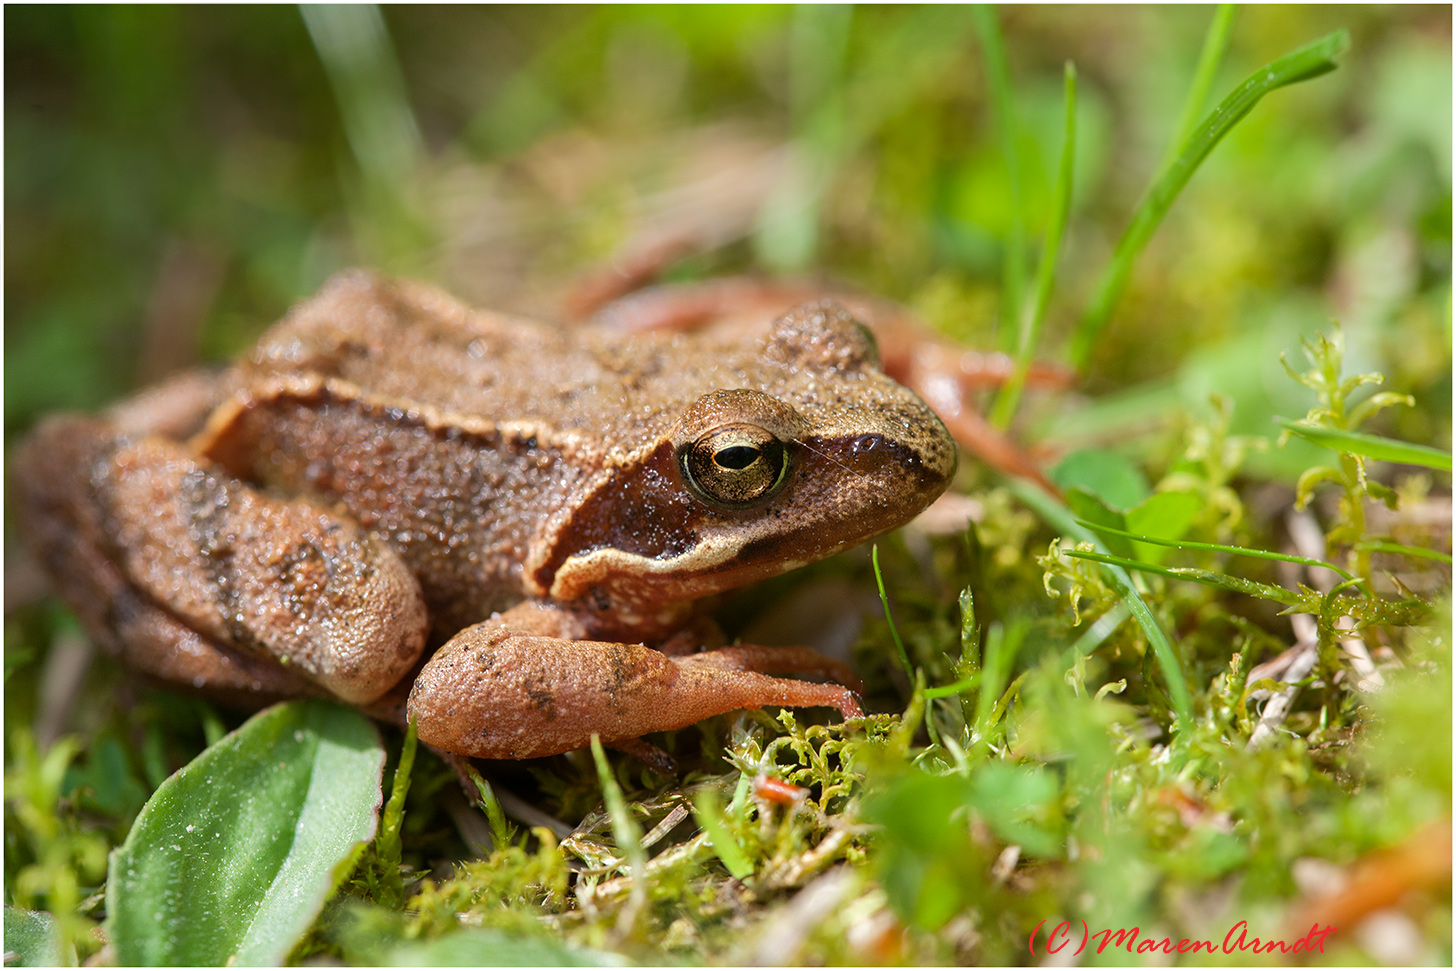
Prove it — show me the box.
[678,421,791,508]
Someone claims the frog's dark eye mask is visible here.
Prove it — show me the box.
[678,422,792,508]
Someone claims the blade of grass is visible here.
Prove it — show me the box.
[692,789,752,880]
[301,4,422,187]
[1069,29,1351,368]
[992,61,1077,428]
[1009,479,1193,729]
[1073,517,1356,580]
[872,544,916,683]
[1065,603,1131,660]
[971,621,1024,748]
[972,5,1026,349]
[1062,548,1307,608]
[589,736,647,938]
[374,719,417,908]
[1354,540,1453,565]
[1157,5,1238,176]
[757,4,853,270]
[924,675,979,700]
[958,585,981,679]
[1276,418,1453,471]
[463,763,515,851]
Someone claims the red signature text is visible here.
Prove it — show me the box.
[1028,919,1336,958]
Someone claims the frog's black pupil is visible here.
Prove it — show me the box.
[715,445,760,470]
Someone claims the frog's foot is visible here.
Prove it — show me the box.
[408,626,863,761]
[15,416,428,706]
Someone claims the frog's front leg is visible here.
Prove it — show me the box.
[408,613,863,761]
[16,415,428,706]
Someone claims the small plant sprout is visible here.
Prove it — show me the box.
[1279,325,1421,580]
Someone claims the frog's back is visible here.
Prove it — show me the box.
[236,271,692,449]
[200,272,760,632]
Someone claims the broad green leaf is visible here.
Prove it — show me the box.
[1277,418,1452,471]
[3,907,74,967]
[1125,490,1202,564]
[1064,488,1133,559]
[107,700,385,967]
[382,928,625,967]
[968,763,1062,858]
[1049,450,1150,511]
[863,769,979,930]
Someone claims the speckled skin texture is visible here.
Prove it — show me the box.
[15,271,956,760]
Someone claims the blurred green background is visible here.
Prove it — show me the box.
[6,5,1450,453]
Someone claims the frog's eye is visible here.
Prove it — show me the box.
[679,423,791,508]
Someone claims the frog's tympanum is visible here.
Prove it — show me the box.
[16,272,955,763]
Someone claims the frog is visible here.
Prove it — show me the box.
[14,270,956,766]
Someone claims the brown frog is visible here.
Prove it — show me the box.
[15,271,955,764]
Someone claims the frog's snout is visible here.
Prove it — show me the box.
[826,390,958,503]
[838,431,952,495]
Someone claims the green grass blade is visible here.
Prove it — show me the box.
[373,719,417,907]
[692,789,753,880]
[1354,540,1454,565]
[1062,548,1306,608]
[465,764,515,851]
[872,544,916,683]
[972,5,1026,348]
[1277,418,1453,471]
[923,675,978,700]
[1066,603,1131,660]
[1073,517,1356,580]
[1009,480,1193,729]
[1070,29,1350,368]
[992,61,1077,428]
[589,736,647,934]
[301,4,422,187]
[1157,5,1237,175]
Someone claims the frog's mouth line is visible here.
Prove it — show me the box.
[543,431,953,605]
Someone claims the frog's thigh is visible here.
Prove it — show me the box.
[408,627,862,760]
[19,435,320,704]
[18,416,427,705]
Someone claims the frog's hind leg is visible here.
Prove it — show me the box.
[408,626,863,761]
[15,416,428,706]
